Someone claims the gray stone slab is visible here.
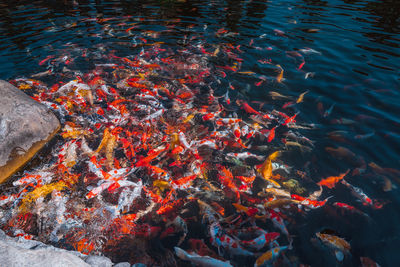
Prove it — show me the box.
[113,262,131,267]
[84,255,113,267]
[0,240,90,267]
[0,80,60,183]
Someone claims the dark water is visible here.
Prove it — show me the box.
[0,0,399,266]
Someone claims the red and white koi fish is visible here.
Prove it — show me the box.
[271,162,291,174]
[209,222,254,257]
[264,209,290,237]
[215,118,242,126]
[178,130,192,149]
[291,194,331,209]
[240,229,280,251]
[86,180,141,199]
[341,179,376,207]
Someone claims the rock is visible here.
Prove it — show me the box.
[85,255,113,267]
[0,239,89,267]
[0,80,60,183]
[113,262,131,267]
[0,230,121,266]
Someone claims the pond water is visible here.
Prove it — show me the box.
[0,0,399,266]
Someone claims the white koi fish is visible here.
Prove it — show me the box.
[174,247,233,267]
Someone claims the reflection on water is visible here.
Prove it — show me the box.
[0,0,399,266]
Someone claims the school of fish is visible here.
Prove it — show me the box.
[0,19,390,267]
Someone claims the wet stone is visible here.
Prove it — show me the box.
[0,230,90,267]
[113,262,131,267]
[84,255,113,267]
[0,80,60,183]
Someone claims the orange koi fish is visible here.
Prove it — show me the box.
[276,64,284,82]
[242,102,261,115]
[135,146,167,167]
[318,169,349,189]
[296,90,309,103]
[156,199,184,216]
[282,113,298,125]
[171,175,197,189]
[267,126,276,143]
[255,245,290,267]
[258,151,281,183]
[218,167,240,200]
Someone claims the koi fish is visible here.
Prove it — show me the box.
[271,162,291,173]
[269,91,292,100]
[291,194,331,209]
[323,103,335,117]
[263,199,298,209]
[318,170,349,189]
[226,152,264,161]
[209,222,253,257]
[174,247,233,267]
[232,203,259,217]
[258,151,281,187]
[360,257,381,267]
[354,131,375,140]
[296,90,309,103]
[267,126,276,143]
[305,72,315,79]
[333,202,370,219]
[254,245,290,267]
[282,113,298,126]
[39,55,54,66]
[240,230,280,251]
[264,209,289,237]
[242,102,261,115]
[325,147,355,161]
[218,168,240,200]
[171,175,197,189]
[299,48,322,55]
[261,188,291,198]
[316,232,350,261]
[341,179,375,207]
[276,65,284,83]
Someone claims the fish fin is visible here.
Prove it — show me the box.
[335,250,344,261]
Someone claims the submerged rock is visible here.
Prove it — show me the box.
[0,80,60,183]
